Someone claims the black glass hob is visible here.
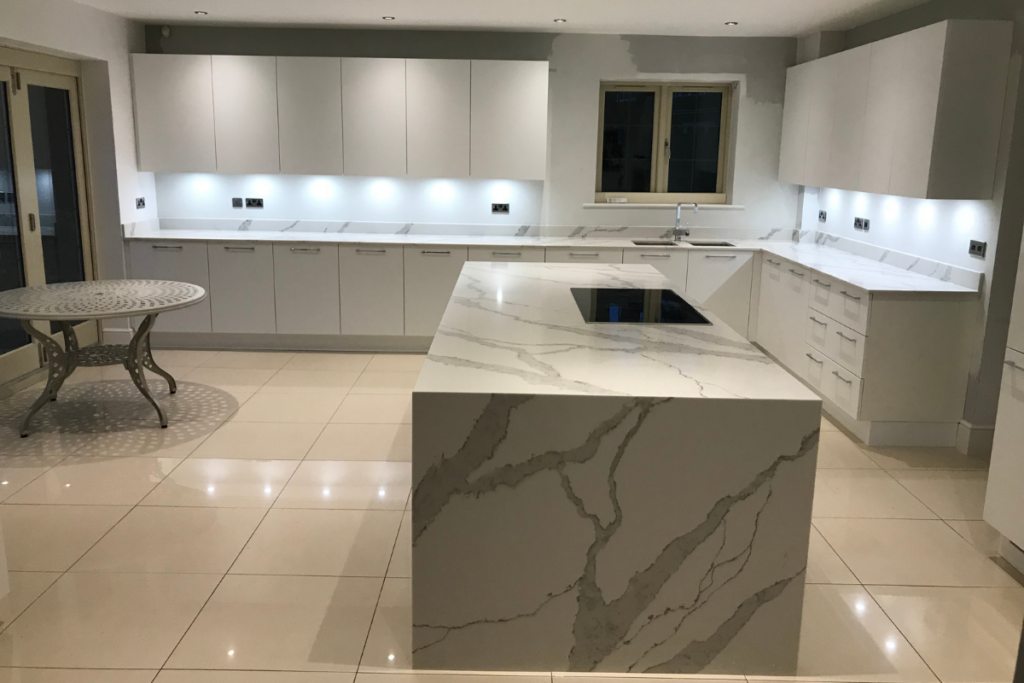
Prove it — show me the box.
[570,288,711,324]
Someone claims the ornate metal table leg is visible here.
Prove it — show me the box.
[18,320,67,437]
[51,322,80,401]
[140,315,177,394]
[126,314,168,428]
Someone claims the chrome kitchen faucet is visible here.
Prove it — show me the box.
[674,202,698,241]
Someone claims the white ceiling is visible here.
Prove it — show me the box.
[73,0,930,37]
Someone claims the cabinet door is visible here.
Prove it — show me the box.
[470,61,548,180]
[273,244,340,335]
[686,251,754,338]
[778,62,813,185]
[128,241,212,333]
[984,347,1024,549]
[342,58,407,177]
[340,245,405,336]
[827,45,871,191]
[624,250,689,293]
[404,246,468,337]
[859,35,906,195]
[890,23,947,199]
[803,57,840,187]
[407,59,470,178]
[757,256,784,358]
[207,243,276,334]
[545,248,623,264]
[131,55,216,172]
[468,247,546,262]
[212,56,280,173]
[1008,244,1024,354]
[778,262,812,370]
[277,57,344,175]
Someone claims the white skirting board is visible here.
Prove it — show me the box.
[955,419,995,459]
[149,331,433,353]
[1000,538,1024,576]
[101,326,135,346]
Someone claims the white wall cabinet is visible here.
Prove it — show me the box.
[211,56,280,173]
[404,246,469,337]
[470,60,549,180]
[277,57,344,175]
[342,58,407,177]
[686,251,754,338]
[131,55,217,173]
[339,245,406,336]
[128,241,212,332]
[778,20,1011,199]
[273,244,341,335]
[207,243,277,334]
[407,59,470,179]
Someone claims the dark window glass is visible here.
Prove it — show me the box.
[600,91,655,192]
[0,84,30,356]
[667,91,723,194]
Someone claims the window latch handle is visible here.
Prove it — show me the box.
[664,138,671,160]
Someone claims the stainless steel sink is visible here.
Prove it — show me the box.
[685,240,736,247]
[631,240,679,246]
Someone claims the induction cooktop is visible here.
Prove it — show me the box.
[571,288,712,324]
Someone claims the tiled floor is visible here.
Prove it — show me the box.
[0,350,1019,683]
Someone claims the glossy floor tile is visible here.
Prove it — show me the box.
[806,525,858,584]
[888,470,988,520]
[0,571,62,630]
[191,422,324,460]
[284,353,373,372]
[388,511,412,579]
[157,673,355,683]
[860,445,991,471]
[306,424,411,462]
[812,469,937,519]
[365,355,426,373]
[201,351,296,370]
[273,461,411,510]
[350,372,420,395]
[0,504,129,571]
[332,395,412,424]
[6,456,180,505]
[946,519,1003,557]
[816,431,880,469]
[0,671,159,683]
[259,370,360,396]
[0,465,59,503]
[140,459,299,508]
[360,578,412,671]
[232,393,344,424]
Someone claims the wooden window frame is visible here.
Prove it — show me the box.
[596,81,733,205]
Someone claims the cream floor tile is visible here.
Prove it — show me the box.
[889,470,988,521]
[820,413,840,432]
[151,349,219,370]
[744,584,938,681]
[365,355,426,373]
[868,585,1024,683]
[183,367,277,388]
[157,673,354,683]
[0,572,61,631]
[0,670,158,683]
[73,506,266,574]
[554,678,741,683]
[806,525,858,585]
[0,427,96,462]
[387,511,411,579]
[259,370,359,396]
[0,572,219,668]
[165,575,381,672]
[201,351,296,370]
[350,373,419,395]
[284,353,373,372]
[0,466,55,503]
[306,424,411,462]
[946,520,1003,558]
[812,470,937,519]
[861,445,990,471]
[72,421,218,459]
[231,509,402,577]
[360,676,550,683]
[274,461,411,510]
[359,578,411,671]
[140,459,299,508]
[332,395,411,425]
[191,422,324,460]
[0,505,129,571]
[816,431,879,469]
[816,518,1019,587]
[232,394,344,424]
[6,456,180,506]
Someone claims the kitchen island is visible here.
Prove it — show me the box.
[411,263,822,674]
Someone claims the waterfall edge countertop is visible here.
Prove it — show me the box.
[126,228,979,294]
[414,262,822,400]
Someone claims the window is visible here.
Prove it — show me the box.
[596,82,732,204]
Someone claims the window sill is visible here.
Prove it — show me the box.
[582,203,745,210]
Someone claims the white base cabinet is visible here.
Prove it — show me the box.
[404,246,468,337]
[128,241,212,333]
[686,250,754,338]
[273,244,341,335]
[468,247,545,263]
[545,248,623,264]
[207,244,277,334]
[340,245,406,336]
[985,348,1024,550]
[624,250,689,294]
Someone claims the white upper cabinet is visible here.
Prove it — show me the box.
[277,57,344,175]
[212,56,280,173]
[471,60,548,180]
[778,20,1011,199]
[342,58,407,177]
[131,54,217,172]
[406,59,470,178]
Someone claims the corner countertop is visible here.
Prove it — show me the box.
[414,262,822,400]
[125,228,980,295]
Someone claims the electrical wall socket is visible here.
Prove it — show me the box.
[969,240,988,258]
[491,203,510,214]
[854,217,870,231]
[245,198,264,209]
[232,197,243,208]
[135,197,146,210]
[818,210,827,223]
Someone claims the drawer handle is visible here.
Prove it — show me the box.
[839,290,862,302]
[491,251,522,257]
[766,259,781,266]
[356,248,387,255]
[832,370,853,384]
[1006,360,1023,372]
[809,317,827,327]
[806,353,824,364]
[813,279,831,288]
[705,254,737,260]
[640,253,671,259]
[422,250,452,256]
[224,246,256,252]
[151,245,183,251]
[836,331,858,343]
[290,247,321,254]
[789,268,806,277]
[569,252,600,258]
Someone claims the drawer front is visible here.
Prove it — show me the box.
[207,243,277,334]
[340,245,405,336]
[128,241,212,333]
[544,247,623,264]
[468,247,546,262]
[809,273,835,312]
[824,355,863,418]
[806,310,830,354]
[273,244,341,335]
[803,345,829,394]
[826,282,870,334]
[824,317,866,377]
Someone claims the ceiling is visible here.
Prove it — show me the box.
[73,0,930,37]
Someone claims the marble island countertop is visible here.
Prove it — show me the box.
[415,262,822,400]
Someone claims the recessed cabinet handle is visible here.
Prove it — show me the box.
[809,317,827,327]
[491,251,522,257]
[151,245,183,251]
[1006,360,1023,372]
[836,331,857,343]
[640,253,670,259]
[290,247,321,254]
[705,254,737,260]
[766,259,781,266]
[422,250,452,256]
[569,252,600,258]
[839,290,862,301]
[789,268,806,277]
[356,248,386,255]
[806,353,824,364]
[224,246,256,252]
[813,279,831,288]
[832,371,853,384]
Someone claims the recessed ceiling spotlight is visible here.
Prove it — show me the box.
[194,10,208,15]
[725,21,739,26]
[383,16,396,20]
[554,18,568,23]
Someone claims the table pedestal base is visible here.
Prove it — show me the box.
[19,314,175,437]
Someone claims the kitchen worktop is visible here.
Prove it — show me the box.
[415,262,818,400]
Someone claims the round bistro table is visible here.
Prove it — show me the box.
[0,280,207,437]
